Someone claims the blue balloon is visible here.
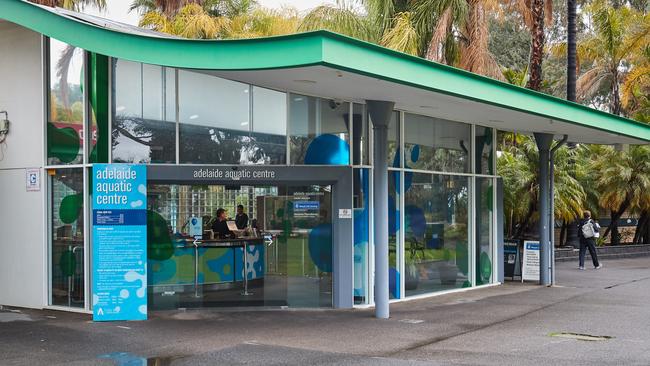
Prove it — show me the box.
[388,195,400,236]
[389,267,400,298]
[304,134,350,165]
[411,145,420,162]
[308,224,333,272]
[405,205,426,237]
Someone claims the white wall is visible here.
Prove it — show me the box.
[0,21,46,309]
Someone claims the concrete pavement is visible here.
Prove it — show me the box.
[1,257,649,365]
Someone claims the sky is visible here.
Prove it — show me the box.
[84,0,337,25]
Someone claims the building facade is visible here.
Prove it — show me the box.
[2,1,649,317]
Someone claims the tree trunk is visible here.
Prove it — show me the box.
[611,70,622,115]
[567,0,577,102]
[560,220,568,246]
[634,210,649,244]
[526,0,546,91]
[604,203,629,245]
[515,201,537,239]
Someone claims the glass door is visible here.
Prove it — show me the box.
[262,185,333,307]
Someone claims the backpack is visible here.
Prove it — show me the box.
[581,219,599,239]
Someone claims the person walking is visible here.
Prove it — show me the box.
[578,211,602,270]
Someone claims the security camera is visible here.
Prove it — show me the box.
[328,100,342,110]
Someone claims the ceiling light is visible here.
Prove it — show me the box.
[488,119,504,123]
[241,122,249,126]
[116,106,126,112]
[419,105,438,109]
[189,115,199,120]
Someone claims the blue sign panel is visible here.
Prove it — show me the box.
[294,201,320,210]
[525,242,540,251]
[92,164,147,321]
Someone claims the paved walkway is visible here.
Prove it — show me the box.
[2,257,649,365]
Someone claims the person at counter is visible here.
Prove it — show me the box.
[235,204,249,230]
[211,208,232,239]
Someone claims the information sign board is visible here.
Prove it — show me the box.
[92,164,147,321]
[522,240,540,282]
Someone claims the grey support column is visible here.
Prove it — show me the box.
[367,100,395,319]
[535,133,553,286]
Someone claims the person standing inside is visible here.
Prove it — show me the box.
[211,208,232,239]
[235,204,249,230]
[578,210,602,270]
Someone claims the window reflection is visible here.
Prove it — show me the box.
[112,59,176,163]
[289,94,350,165]
[178,71,286,164]
[404,113,471,173]
[48,39,84,165]
[475,177,494,285]
[476,126,495,175]
[404,173,470,295]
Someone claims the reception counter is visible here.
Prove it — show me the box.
[148,236,265,291]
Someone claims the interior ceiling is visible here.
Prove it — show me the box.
[196,66,643,145]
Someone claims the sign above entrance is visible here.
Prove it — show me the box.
[193,168,276,180]
[92,164,147,321]
[146,165,350,185]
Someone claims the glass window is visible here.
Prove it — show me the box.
[404,173,470,296]
[48,39,84,165]
[146,183,332,309]
[386,112,400,167]
[112,59,176,164]
[351,104,369,165]
[289,94,350,165]
[252,86,287,164]
[404,113,471,173]
[476,126,495,175]
[178,70,254,164]
[475,177,494,285]
[388,169,401,299]
[50,168,85,307]
[353,168,370,304]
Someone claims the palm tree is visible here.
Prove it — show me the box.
[139,3,231,38]
[497,136,585,239]
[622,48,650,119]
[590,145,650,245]
[299,0,506,80]
[29,0,106,11]
[227,6,300,39]
[134,0,298,39]
[553,1,650,115]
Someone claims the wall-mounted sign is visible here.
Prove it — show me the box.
[338,209,352,219]
[25,168,40,191]
[92,164,147,321]
[521,240,540,282]
[294,201,320,218]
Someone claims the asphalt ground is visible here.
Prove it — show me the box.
[1,257,649,365]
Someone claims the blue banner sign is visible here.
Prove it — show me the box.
[92,164,147,321]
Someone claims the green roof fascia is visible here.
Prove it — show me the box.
[3,0,650,142]
[320,36,650,143]
[0,0,324,69]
